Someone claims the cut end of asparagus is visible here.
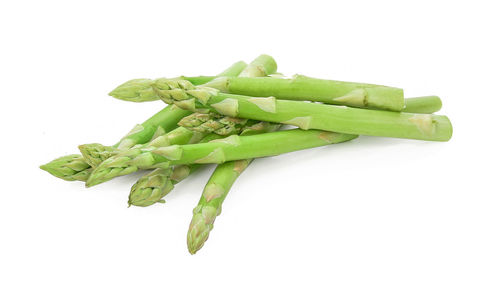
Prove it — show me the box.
[78,143,119,168]
[128,168,175,207]
[404,96,443,114]
[238,54,278,77]
[408,114,453,141]
[40,155,91,181]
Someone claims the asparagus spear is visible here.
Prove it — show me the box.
[186,121,281,254]
[86,129,357,186]
[128,122,279,207]
[112,75,404,111]
[130,79,452,141]
[204,75,404,111]
[178,95,444,133]
[187,159,251,254]
[128,55,279,207]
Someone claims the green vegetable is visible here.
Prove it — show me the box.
[178,95,443,133]
[40,61,246,181]
[86,129,357,186]
[187,159,251,254]
[78,62,248,168]
[128,55,278,206]
[127,133,221,207]
[113,75,404,111]
[203,75,404,111]
[186,122,281,254]
[127,122,280,207]
[145,80,452,141]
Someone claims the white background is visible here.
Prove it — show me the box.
[1,1,499,292]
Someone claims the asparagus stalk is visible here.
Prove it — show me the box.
[113,75,404,111]
[178,95,444,132]
[136,79,452,141]
[128,55,279,206]
[203,75,404,111]
[86,129,357,186]
[404,96,442,113]
[186,122,281,254]
[128,122,279,207]
[187,159,251,254]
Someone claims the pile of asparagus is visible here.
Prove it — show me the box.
[41,55,453,254]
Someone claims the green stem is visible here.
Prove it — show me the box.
[186,124,281,253]
[86,129,357,186]
[203,75,405,111]
[187,159,251,254]
[211,93,452,141]
[154,82,452,141]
